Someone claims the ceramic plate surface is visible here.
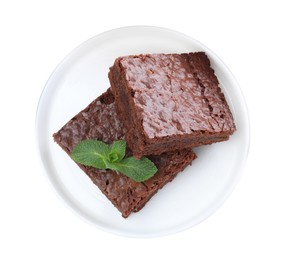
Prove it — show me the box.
[36,26,250,237]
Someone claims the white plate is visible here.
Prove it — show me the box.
[36,26,250,237]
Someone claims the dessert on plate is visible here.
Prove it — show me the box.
[109,52,236,158]
[53,51,235,218]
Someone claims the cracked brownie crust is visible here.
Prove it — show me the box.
[53,88,196,218]
[109,52,236,158]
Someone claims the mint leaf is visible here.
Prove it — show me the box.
[108,157,158,182]
[109,140,126,162]
[71,139,158,182]
[108,153,119,163]
[71,140,110,169]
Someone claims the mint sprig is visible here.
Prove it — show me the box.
[71,140,157,182]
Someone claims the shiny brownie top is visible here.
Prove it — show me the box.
[118,52,236,139]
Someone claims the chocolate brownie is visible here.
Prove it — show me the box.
[109,52,236,158]
[53,88,196,218]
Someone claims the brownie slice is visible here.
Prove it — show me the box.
[109,52,236,158]
[53,88,196,218]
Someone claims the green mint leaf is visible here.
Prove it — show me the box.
[70,139,158,182]
[109,140,126,162]
[108,157,158,182]
[71,140,110,169]
[108,153,119,163]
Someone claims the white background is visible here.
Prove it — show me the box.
[1,0,280,259]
